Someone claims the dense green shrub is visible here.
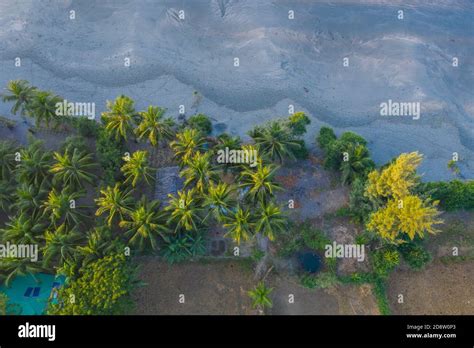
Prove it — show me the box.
[323,131,371,172]
[277,236,303,257]
[162,235,192,264]
[162,233,206,264]
[349,177,375,223]
[0,293,21,315]
[290,139,309,159]
[187,233,207,257]
[301,224,330,251]
[338,131,367,146]
[71,116,100,138]
[354,230,375,245]
[372,278,391,315]
[317,126,336,150]
[300,273,318,289]
[417,180,474,211]
[96,127,126,186]
[334,206,351,217]
[188,113,212,135]
[48,253,137,315]
[340,143,375,184]
[323,140,345,170]
[372,247,400,279]
[276,221,329,257]
[325,255,337,273]
[300,271,340,289]
[287,112,310,136]
[61,135,89,154]
[251,247,266,263]
[398,242,432,270]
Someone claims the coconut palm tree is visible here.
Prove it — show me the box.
[0,180,14,213]
[214,133,242,153]
[248,281,273,313]
[1,80,37,116]
[213,134,243,173]
[187,232,207,256]
[41,188,86,228]
[50,148,97,190]
[255,201,286,241]
[240,144,262,163]
[15,139,52,186]
[119,197,169,251]
[42,224,83,268]
[166,189,203,232]
[203,182,237,222]
[340,143,374,185]
[180,152,219,194]
[120,150,154,187]
[0,258,44,288]
[54,257,79,280]
[95,183,134,226]
[76,226,122,266]
[239,161,281,204]
[0,212,45,245]
[27,90,63,128]
[101,95,137,141]
[170,128,205,166]
[135,105,175,146]
[223,206,254,244]
[233,143,266,173]
[161,235,192,264]
[250,121,300,163]
[0,140,19,181]
[12,182,49,219]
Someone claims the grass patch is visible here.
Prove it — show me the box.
[250,247,266,263]
[300,271,340,289]
[372,278,391,315]
[438,219,474,247]
[439,254,474,265]
[338,272,375,285]
[338,271,391,315]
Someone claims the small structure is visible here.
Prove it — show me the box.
[154,166,184,206]
[0,273,66,315]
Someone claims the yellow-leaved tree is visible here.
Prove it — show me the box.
[367,195,442,241]
[365,152,443,243]
[366,152,422,200]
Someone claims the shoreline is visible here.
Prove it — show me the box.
[1,0,473,181]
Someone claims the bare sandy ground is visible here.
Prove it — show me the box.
[0,0,473,181]
[132,258,379,315]
[387,211,474,314]
[276,156,350,221]
[132,258,256,315]
[387,260,474,314]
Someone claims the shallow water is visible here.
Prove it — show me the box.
[0,0,472,180]
[300,252,322,274]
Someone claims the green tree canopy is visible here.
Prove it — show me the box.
[48,253,138,315]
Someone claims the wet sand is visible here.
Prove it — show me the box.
[0,0,473,180]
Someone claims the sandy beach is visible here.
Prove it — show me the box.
[0,0,472,180]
